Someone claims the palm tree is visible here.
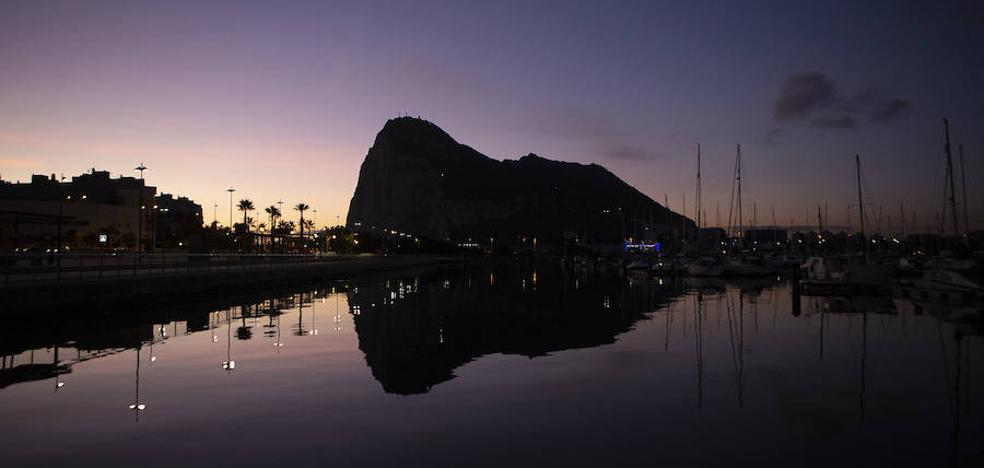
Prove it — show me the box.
[237,199,255,232]
[237,199,255,252]
[265,205,281,252]
[277,220,295,251]
[277,220,295,233]
[294,203,310,248]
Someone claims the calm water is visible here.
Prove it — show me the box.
[1,264,981,467]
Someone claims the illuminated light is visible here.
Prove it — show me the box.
[57,382,65,388]
[624,242,661,252]
[150,356,157,362]
[658,278,664,285]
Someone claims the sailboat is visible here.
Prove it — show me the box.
[800,154,895,293]
[685,143,726,277]
[721,144,772,277]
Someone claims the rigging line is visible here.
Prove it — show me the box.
[727,147,739,237]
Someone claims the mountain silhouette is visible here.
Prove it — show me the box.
[347,117,693,245]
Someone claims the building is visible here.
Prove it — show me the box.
[154,193,203,248]
[0,170,156,250]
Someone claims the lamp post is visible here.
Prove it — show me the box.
[312,209,319,252]
[134,164,148,253]
[226,188,236,230]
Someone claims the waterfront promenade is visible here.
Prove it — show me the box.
[0,253,454,313]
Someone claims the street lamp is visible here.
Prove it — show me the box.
[134,164,149,253]
[226,187,236,231]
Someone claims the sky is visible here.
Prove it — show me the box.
[1,0,982,231]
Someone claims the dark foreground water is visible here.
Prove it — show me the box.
[1,264,982,467]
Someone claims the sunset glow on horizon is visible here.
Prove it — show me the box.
[2,0,982,229]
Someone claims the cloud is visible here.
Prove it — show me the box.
[759,127,787,146]
[603,145,662,161]
[811,115,856,130]
[770,73,913,133]
[774,72,836,121]
[869,99,913,122]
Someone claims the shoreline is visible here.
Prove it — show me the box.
[0,255,459,315]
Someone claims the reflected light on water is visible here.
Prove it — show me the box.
[0,265,980,467]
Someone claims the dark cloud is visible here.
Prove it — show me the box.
[771,73,913,133]
[774,72,836,121]
[869,99,913,122]
[760,127,787,146]
[604,145,662,161]
[811,115,856,130]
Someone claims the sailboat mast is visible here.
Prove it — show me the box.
[696,143,702,230]
[943,118,959,235]
[959,144,969,233]
[737,144,743,241]
[856,154,867,261]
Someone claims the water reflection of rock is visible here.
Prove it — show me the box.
[350,267,685,395]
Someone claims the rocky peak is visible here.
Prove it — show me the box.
[347,118,693,245]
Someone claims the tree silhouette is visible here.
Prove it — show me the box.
[237,199,255,232]
[265,205,281,252]
[295,203,310,248]
[237,199,255,252]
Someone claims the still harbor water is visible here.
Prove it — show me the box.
[1,264,981,467]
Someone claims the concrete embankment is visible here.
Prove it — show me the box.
[0,255,456,314]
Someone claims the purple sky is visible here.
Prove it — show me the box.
[1,0,982,230]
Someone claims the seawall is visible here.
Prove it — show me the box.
[1,255,456,314]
